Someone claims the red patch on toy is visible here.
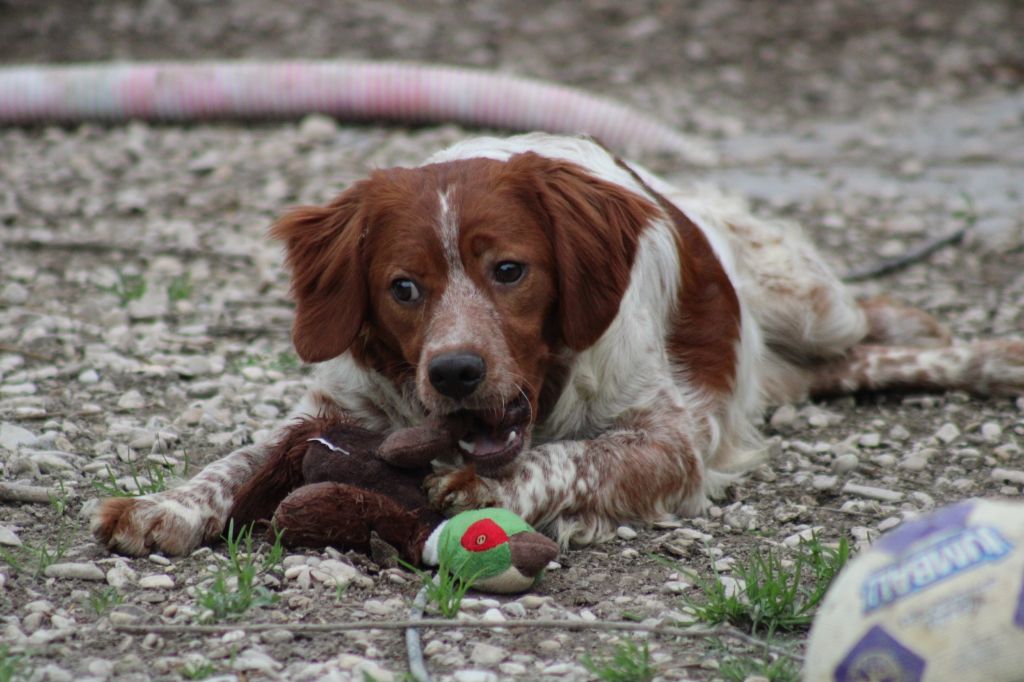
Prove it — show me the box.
[461,518,509,552]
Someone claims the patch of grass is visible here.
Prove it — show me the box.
[581,640,656,682]
[92,458,172,498]
[194,521,284,622]
[230,350,302,375]
[269,350,300,372]
[717,650,800,682]
[0,645,30,682]
[684,534,850,637]
[88,586,124,616]
[100,272,147,305]
[0,485,72,576]
[403,559,479,618]
[180,660,217,680]
[167,273,194,302]
[952,191,978,228]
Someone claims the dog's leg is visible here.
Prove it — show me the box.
[427,414,719,546]
[858,296,951,348]
[807,340,1024,398]
[90,439,277,556]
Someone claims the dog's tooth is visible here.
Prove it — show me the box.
[506,429,517,445]
[458,439,476,455]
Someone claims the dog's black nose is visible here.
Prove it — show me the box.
[428,353,486,400]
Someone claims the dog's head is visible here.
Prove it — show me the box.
[271,152,656,473]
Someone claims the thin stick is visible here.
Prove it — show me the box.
[113,618,802,661]
[842,227,966,282]
[1,238,254,264]
[0,483,57,504]
[0,344,55,362]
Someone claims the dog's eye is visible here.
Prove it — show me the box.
[390,278,422,303]
[494,261,525,284]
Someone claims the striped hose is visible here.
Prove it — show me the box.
[0,60,715,163]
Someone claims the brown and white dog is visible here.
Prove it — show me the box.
[93,133,1024,555]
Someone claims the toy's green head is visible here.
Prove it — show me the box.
[433,508,559,593]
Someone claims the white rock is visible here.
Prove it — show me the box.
[105,561,137,589]
[481,608,505,623]
[888,424,911,441]
[498,662,528,675]
[662,580,691,594]
[453,671,497,682]
[517,594,551,610]
[783,527,824,547]
[991,468,1024,485]
[233,648,282,674]
[0,526,21,547]
[471,642,508,665]
[117,390,146,410]
[858,432,882,448]
[0,382,36,396]
[616,525,638,540]
[770,404,798,429]
[138,574,174,589]
[935,422,961,444]
[43,562,106,581]
[30,450,76,472]
[0,422,38,450]
[832,453,860,473]
[719,575,746,599]
[77,369,100,384]
[981,422,1003,443]
[812,475,838,491]
[1,282,29,305]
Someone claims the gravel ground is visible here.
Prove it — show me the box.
[2,1,1023,681]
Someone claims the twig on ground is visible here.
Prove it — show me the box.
[113,618,803,661]
[0,483,59,504]
[0,344,56,362]
[842,227,966,282]
[1,238,255,265]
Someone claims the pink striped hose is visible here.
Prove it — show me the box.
[0,60,715,163]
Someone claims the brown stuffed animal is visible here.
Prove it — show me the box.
[228,415,559,592]
[227,417,454,564]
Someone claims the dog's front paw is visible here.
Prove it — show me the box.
[426,468,500,515]
[91,495,221,556]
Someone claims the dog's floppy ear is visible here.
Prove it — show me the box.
[271,183,368,363]
[509,153,657,351]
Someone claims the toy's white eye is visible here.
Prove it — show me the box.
[476,534,487,545]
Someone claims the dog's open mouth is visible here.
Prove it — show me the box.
[446,394,531,474]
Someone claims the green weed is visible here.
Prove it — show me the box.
[180,660,217,680]
[718,653,800,682]
[0,486,72,576]
[403,559,480,618]
[683,534,850,637]
[167,273,193,302]
[194,521,284,622]
[581,640,656,682]
[0,645,30,682]
[88,586,124,616]
[92,458,172,498]
[100,272,147,305]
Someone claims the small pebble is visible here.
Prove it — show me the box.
[935,422,961,444]
[616,525,638,540]
[138,574,174,589]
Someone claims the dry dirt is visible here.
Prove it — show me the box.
[1,1,1023,681]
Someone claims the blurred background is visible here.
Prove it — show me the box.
[2,0,1022,132]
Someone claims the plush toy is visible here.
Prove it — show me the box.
[227,417,557,593]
